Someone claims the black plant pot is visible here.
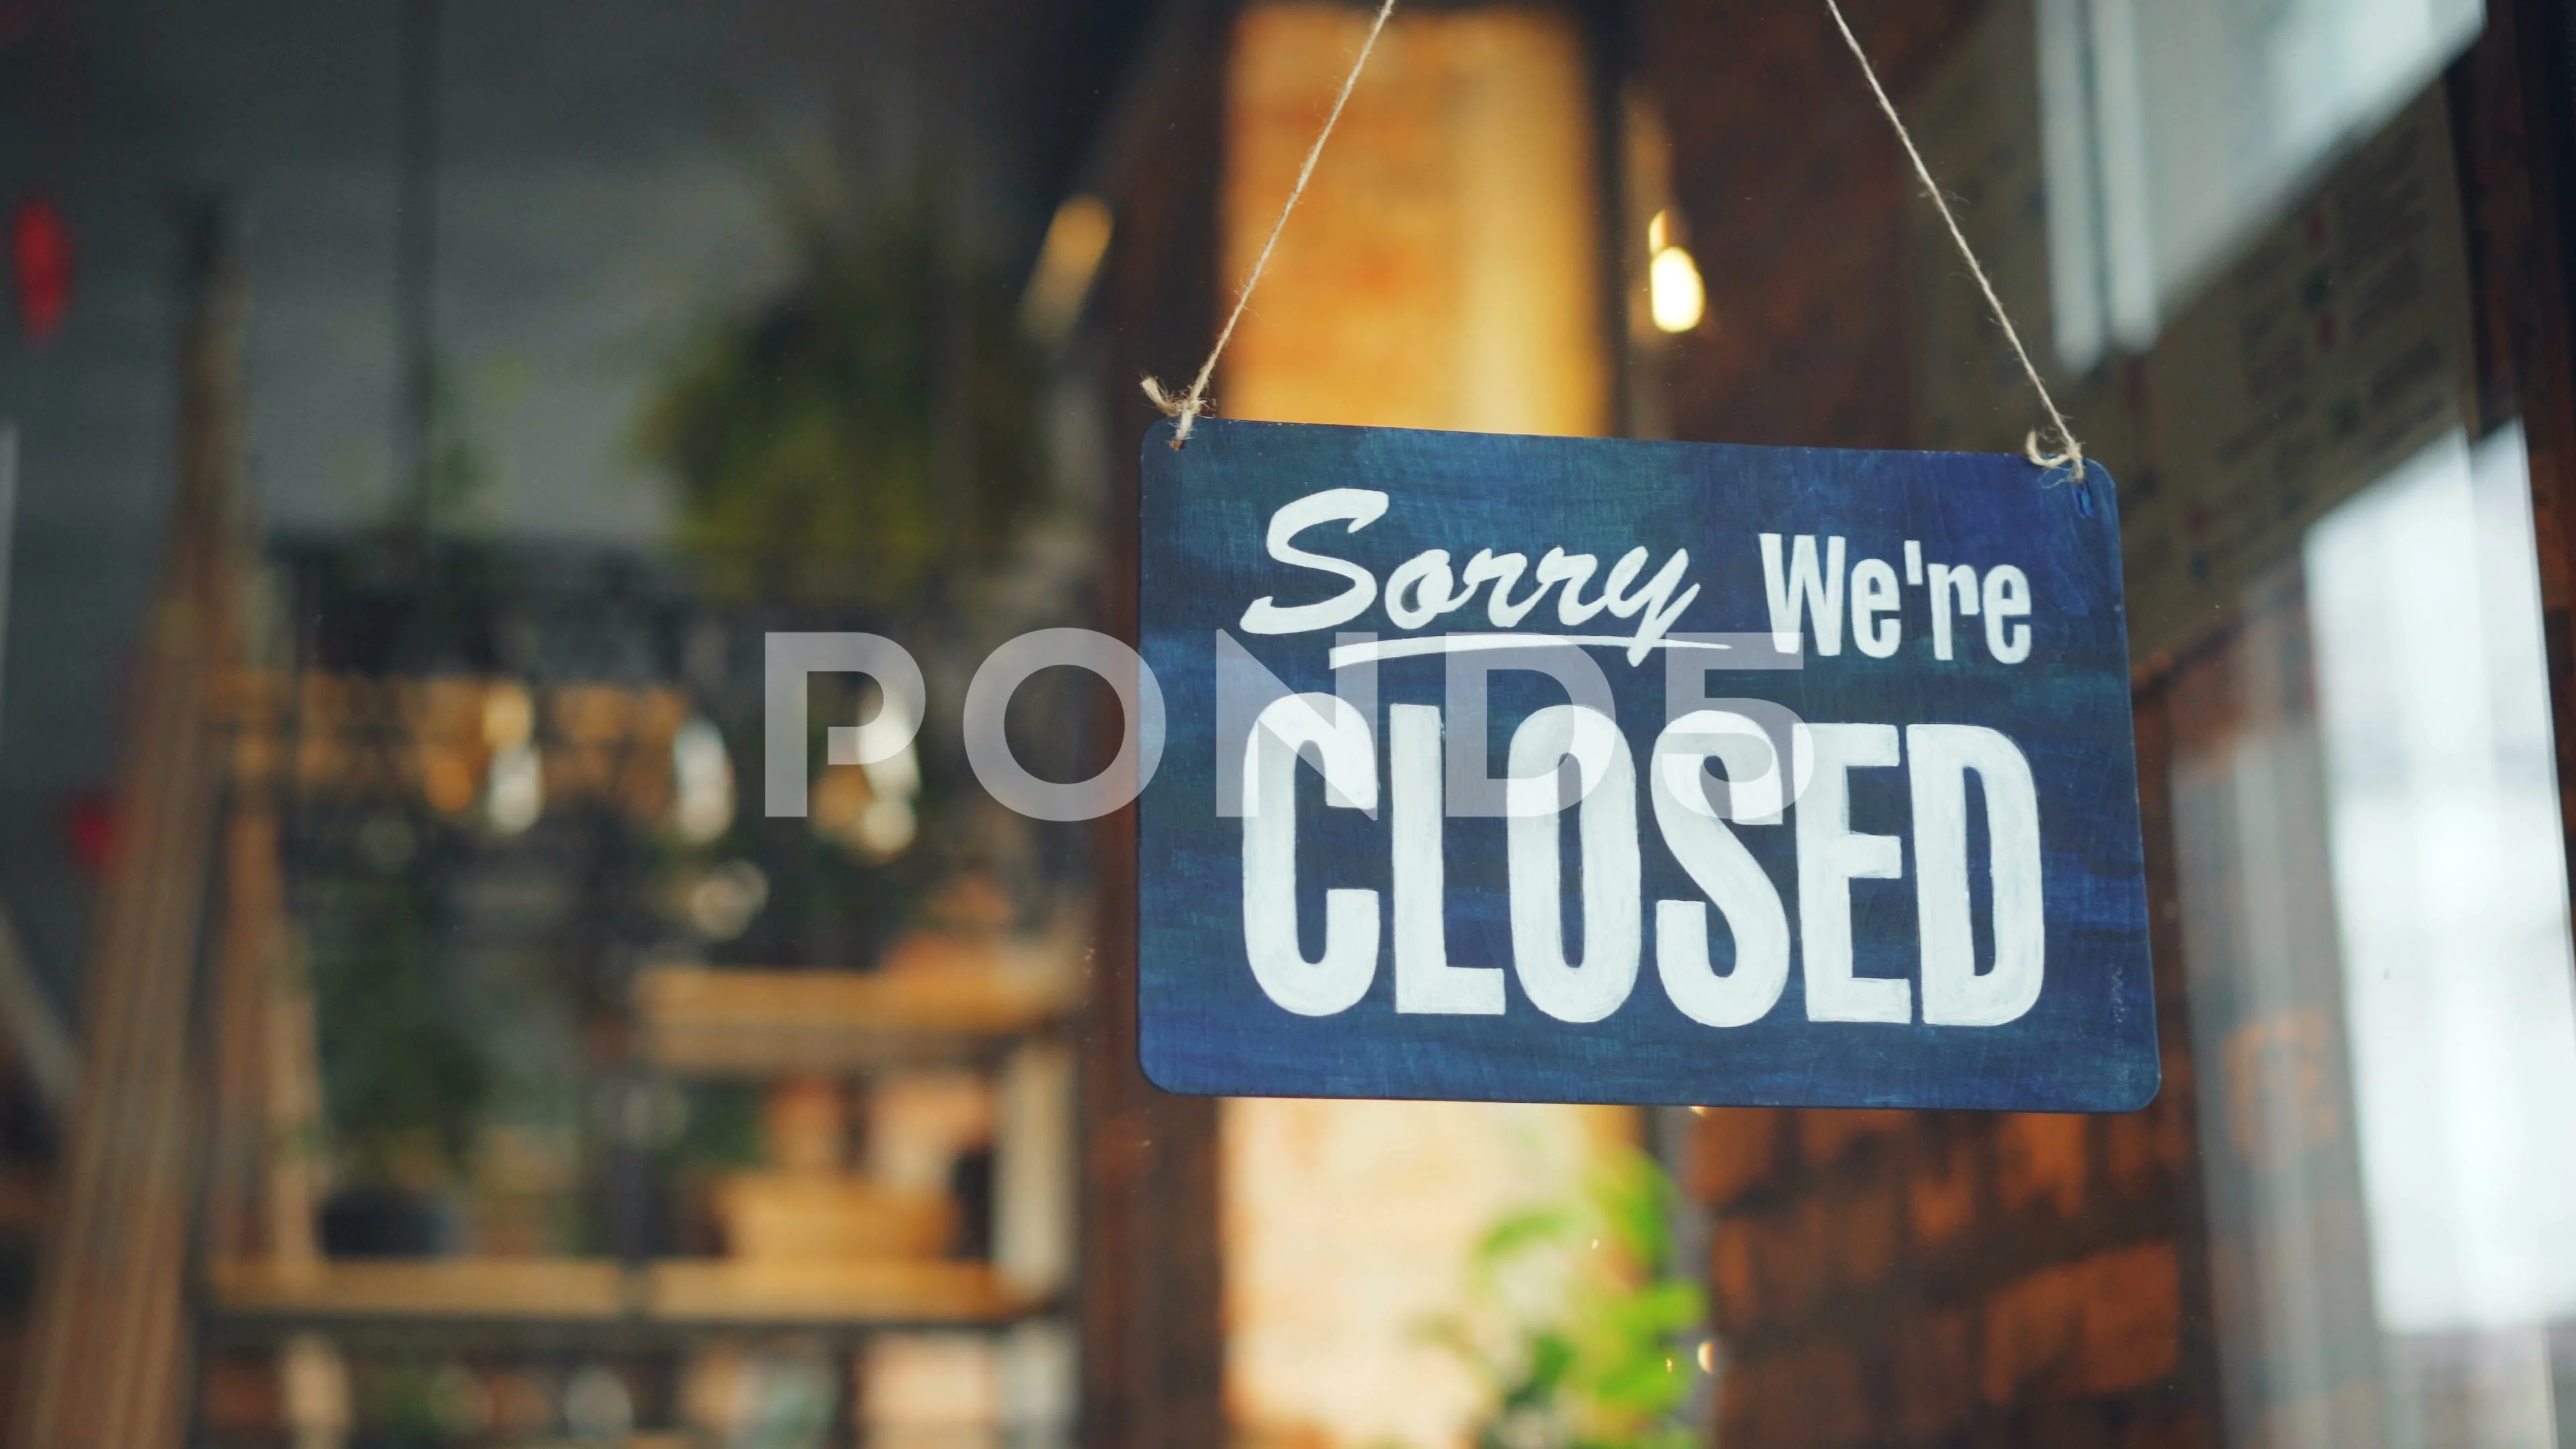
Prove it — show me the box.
[317,1187,458,1257]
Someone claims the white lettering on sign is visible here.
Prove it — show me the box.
[1909,723,2044,1024]
[1226,493,2054,1030]
[1650,710,1792,1028]
[1796,723,1909,1023]
[1760,533,1845,655]
[1983,566,2033,663]
[1390,704,1503,1014]
[1240,694,1380,1016]
[1238,699,2046,1029]
[1240,490,1388,635]
[1929,561,1979,661]
[1238,489,1699,663]
[1760,533,2035,665]
[1506,705,1642,1024]
[1236,494,2041,670]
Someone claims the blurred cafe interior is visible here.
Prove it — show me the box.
[3,0,2576,1444]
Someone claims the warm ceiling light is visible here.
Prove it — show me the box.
[1650,244,1705,333]
[669,716,736,845]
[485,742,543,835]
[1021,194,1115,346]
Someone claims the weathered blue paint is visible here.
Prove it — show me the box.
[1136,418,2156,1110]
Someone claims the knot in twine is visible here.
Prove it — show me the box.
[2025,431,2084,478]
[1142,374,1208,442]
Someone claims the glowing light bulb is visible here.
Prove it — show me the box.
[1650,244,1706,333]
[1022,195,1115,345]
[670,717,736,845]
[486,743,543,835]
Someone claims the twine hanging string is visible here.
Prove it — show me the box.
[1823,0,2084,479]
[1144,0,1399,448]
[1150,0,2080,477]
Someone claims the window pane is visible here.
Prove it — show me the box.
[2174,425,2576,1446]
[2044,0,2484,356]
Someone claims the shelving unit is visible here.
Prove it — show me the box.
[203,942,1083,1348]
[633,951,1080,1075]
[187,540,1085,1447]
[204,1256,1047,1342]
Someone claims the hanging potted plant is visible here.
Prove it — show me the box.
[307,864,492,1256]
[635,193,1053,963]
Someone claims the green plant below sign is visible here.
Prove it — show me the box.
[1419,1148,1709,1449]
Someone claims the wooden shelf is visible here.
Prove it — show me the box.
[207,1257,625,1322]
[645,1258,1034,1324]
[634,941,1080,1075]
[203,1256,1046,1344]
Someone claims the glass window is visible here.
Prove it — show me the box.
[12,1,2576,1445]
[2041,0,2485,363]
[2173,425,2576,1444]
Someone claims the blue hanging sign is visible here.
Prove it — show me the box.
[1135,419,2155,1111]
